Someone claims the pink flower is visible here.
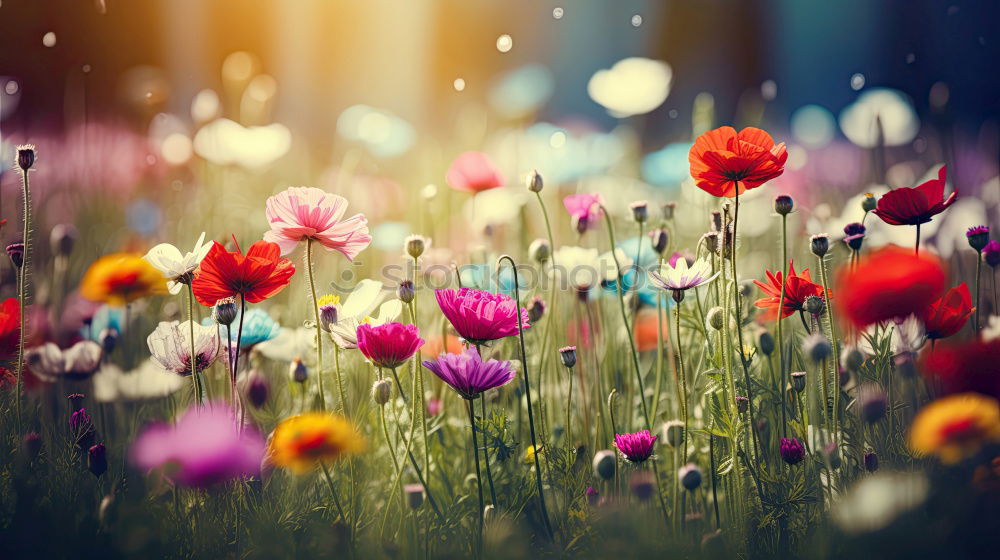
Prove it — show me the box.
[263,186,372,260]
[422,347,516,400]
[445,152,505,193]
[130,404,265,487]
[614,430,657,463]
[563,193,605,233]
[435,288,531,345]
[356,322,425,369]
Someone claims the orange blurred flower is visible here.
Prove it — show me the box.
[634,309,668,353]
[80,253,167,305]
[420,334,464,358]
[267,412,366,474]
[688,126,787,198]
[835,245,946,328]
[909,393,1000,464]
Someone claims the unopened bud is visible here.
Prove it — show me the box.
[790,371,806,393]
[706,307,725,331]
[710,211,722,232]
[88,443,108,477]
[51,224,78,257]
[372,378,392,405]
[773,194,794,216]
[810,234,830,257]
[803,334,832,362]
[289,358,308,383]
[592,449,616,480]
[758,331,775,356]
[404,483,425,509]
[6,242,24,268]
[861,193,877,213]
[559,345,577,368]
[527,297,545,323]
[246,370,269,408]
[864,451,879,472]
[213,297,238,326]
[397,280,415,304]
[842,346,865,372]
[663,421,685,447]
[99,328,118,354]
[650,228,669,255]
[679,463,703,491]
[804,295,825,316]
[525,170,543,193]
[16,144,35,171]
[529,238,551,263]
[405,235,426,259]
[661,202,676,221]
[630,201,649,223]
[735,396,749,414]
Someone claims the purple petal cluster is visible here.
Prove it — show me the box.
[779,437,806,465]
[131,404,265,487]
[614,430,657,463]
[434,288,531,344]
[422,347,516,400]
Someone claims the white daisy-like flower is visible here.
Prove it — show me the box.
[648,257,720,292]
[143,232,213,294]
[93,360,186,402]
[25,341,104,382]
[325,279,402,349]
[147,320,221,376]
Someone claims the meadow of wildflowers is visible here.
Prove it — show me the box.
[1,3,999,559]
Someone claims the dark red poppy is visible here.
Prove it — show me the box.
[0,298,20,360]
[872,166,956,226]
[688,126,787,198]
[835,245,946,328]
[753,261,826,320]
[922,339,1000,401]
[192,241,295,306]
[922,283,974,340]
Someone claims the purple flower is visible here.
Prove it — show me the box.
[130,403,265,487]
[434,289,531,345]
[70,408,92,430]
[422,347,516,400]
[967,226,990,252]
[779,437,806,465]
[88,443,107,477]
[614,430,657,463]
[356,322,424,369]
[983,240,1000,269]
[586,486,600,506]
[563,193,604,234]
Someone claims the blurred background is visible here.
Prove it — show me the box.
[0,0,997,278]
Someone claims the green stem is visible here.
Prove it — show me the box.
[818,255,841,445]
[14,168,31,433]
[320,462,351,543]
[187,284,204,404]
[306,239,327,411]
[777,214,788,438]
[467,399,485,552]
[676,301,689,462]
[565,366,574,451]
[479,397,499,508]
[731,189,762,459]
[975,254,982,332]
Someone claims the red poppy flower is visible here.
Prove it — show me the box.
[192,241,295,306]
[922,283,974,340]
[753,261,826,320]
[835,246,946,328]
[922,339,1000,401]
[688,126,787,198]
[0,298,20,360]
[872,166,956,226]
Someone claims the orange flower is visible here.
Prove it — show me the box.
[909,393,1000,464]
[267,413,366,474]
[688,126,787,198]
[634,309,668,353]
[420,334,464,358]
[80,253,167,305]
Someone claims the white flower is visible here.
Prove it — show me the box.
[325,279,402,349]
[25,341,104,382]
[550,246,632,292]
[982,315,1000,342]
[832,471,928,535]
[93,360,186,402]
[143,232,213,294]
[648,257,719,291]
[147,320,220,376]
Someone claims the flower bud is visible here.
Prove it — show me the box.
[397,280,415,304]
[803,334,832,362]
[88,443,108,477]
[679,463,703,491]
[649,228,669,255]
[528,238,551,263]
[6,242,24,268]
[372,378,392,405]
[246,370,269,408]
[99,328,118,354]
[22,432,41,459]
[706,307,725,331]
[984,241,1000,269]
[289,358,308,383]
[592,449,616,480]
[559,345,577,368]
[843,222,866,251]
[405,235,426,259]
[858,384,887,424]
[967,226,990,252]
[790,371,806,393]
[735,396,749,414]
[586,486,599,506]
[864,451,879,472]
[804,295,825,316]
[841,346,865,372]
[404,483,425,509]
[527,297,545,323]
[758,331,775,356]
[525,169,543,193]
[663,420,685,448]
[861,193,877,213]
[213,297,238,326]
[810,234,829,258]
[68,393,85,409]
[703,231,720,255]
[51,224,78,257]
[774,194,794,216]
[779,437,805,465]
[630,470,656,501]
[822,441,842,469]
[16,144,35,171]
[661,202,676,220]
[630,201,649,223]
[710,211,722,232]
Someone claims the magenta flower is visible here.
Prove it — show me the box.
[422,347,516,400]
[263,186,372,260]
[779,437,806,465]
[130,404,265,487]
[435,288,531,345]
[356,322,425,370]
[983,240,1000,269]
[563,193,605,233]
[445,151,505,193]
[614,430,657,463]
